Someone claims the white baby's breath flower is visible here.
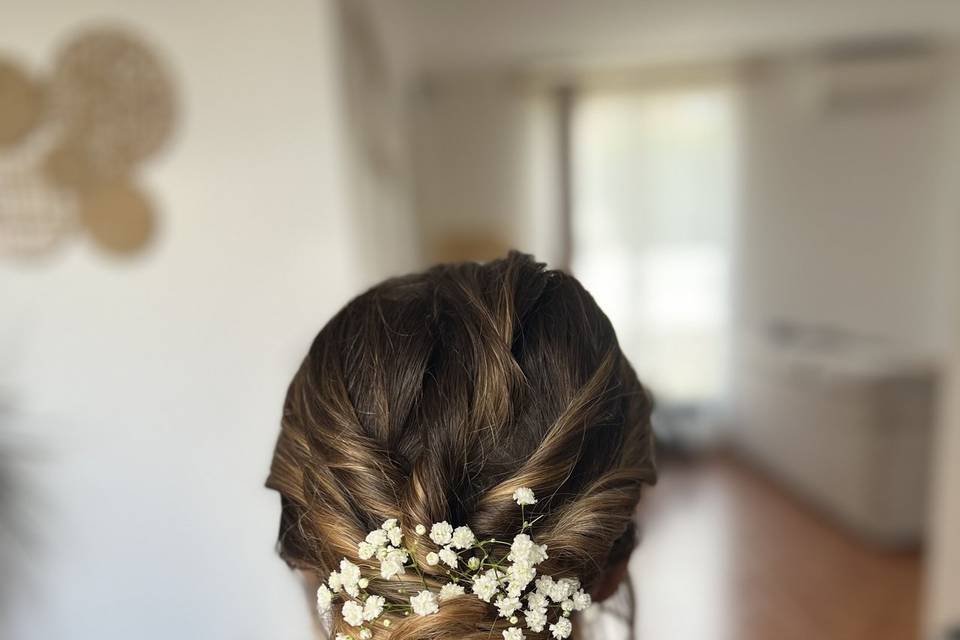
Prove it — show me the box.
[366,529,389,548]
[328,570,343,593]
[508,560,536,583]
[363,595,385,621]
[340,560,362,582]
[532,543,548,564]
[508,534,548,566]
[534,576,554,596]
[438,546,458,569]
[438,582,465,601]
[325,494,587,638]
[429,521,453,545]
[387,527,403,547]
[526,592,548,611]
[342,600,365,627]
[571,589,591,611]
[506,561,536,597]
[410,590,439,616]
[380,548,408,580]
[509,534,532,562]
[495,595,522,618]
[340,559,362,597]
[450,526,476,549]
[357,541,377,560]
[548,578,576,603]
[472,569,501,602]
[524,608,547,633]
[512,487,537,506]
[316,584,333,614]
[549,617,572,639]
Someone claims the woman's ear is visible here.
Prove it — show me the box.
[299,571,329,631]
[591,557,631,602]
[592,519,639,602]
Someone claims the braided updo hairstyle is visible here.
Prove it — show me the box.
[267,252,656,639]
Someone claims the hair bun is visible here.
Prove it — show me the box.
[268,252,656,639]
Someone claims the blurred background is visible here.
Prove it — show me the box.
[1,1,959,639]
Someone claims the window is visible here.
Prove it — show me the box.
[572,83,739,403]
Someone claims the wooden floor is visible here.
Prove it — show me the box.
[625,457,922,640]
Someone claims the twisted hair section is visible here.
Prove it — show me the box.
[267,252,656,637]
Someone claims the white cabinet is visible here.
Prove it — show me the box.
[733,342,936,546]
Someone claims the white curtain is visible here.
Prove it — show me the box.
[571,83,739,404]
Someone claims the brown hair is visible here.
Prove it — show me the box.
[267,252,656,639]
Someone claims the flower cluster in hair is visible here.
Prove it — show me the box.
[315,488,592,640]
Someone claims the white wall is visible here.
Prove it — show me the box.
[0,1,364,638]
[410,72,563,265]
[735,52,953,353]
[925,50,960,640]
[338,0,422,275]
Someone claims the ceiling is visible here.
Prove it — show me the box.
[363,0,960,75]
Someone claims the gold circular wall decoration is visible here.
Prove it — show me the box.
[0,26,176,262]
[79,181,155,255]
[42,136,102,190]
[0,59,44,148]
[50,28,176,180]
[0,169,76,258]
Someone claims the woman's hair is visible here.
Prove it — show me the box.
[267,252,656,639]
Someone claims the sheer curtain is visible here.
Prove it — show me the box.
[571,83,739,407]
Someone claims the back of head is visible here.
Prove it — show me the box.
[267,252,656,639]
